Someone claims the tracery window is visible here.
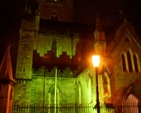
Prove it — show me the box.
[121,49,140,73]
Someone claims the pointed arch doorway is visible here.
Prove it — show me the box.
[124,94,139,113]
[117,83,141,113]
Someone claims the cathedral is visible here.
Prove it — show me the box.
[0,0,141,113]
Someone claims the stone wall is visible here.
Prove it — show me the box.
[31,68,76,104]
[75,66,94,104]
[16,30,34,79]
[14,80,31,103]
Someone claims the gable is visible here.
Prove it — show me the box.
[108,20,141,92]
[108,19,141,56]
[0,45,14,80]
[110,27,141,74]
[111,28,141,55]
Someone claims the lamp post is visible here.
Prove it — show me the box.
[92,55,100,113]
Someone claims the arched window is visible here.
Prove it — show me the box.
[122,49,140,73]
[88,76,92,103]
[78,82,82,105]
[133,54,140,72]
[51,11,58,21]
[102,72,111,97]
[127,50,133,72]
[48,85,60,104]
[121,53,127,72]
[51,39,57,56]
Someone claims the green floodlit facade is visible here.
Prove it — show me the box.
[11,0,141,112]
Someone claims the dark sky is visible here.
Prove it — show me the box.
[0,0,141,75]
[0,0,25,75]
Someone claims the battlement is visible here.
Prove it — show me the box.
[32,66,76,78]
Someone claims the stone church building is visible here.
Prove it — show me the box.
[0,0,141,112]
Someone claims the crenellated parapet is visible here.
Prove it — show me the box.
[32,66,75,78]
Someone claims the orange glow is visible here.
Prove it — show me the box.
[92,55,100,67]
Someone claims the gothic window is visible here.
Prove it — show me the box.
[121,53,127,72]
[51,39,57,56]
[88,76,92,103]
[127,50,133,72]
[133,54,140,72]
[102,72,111,98]
[48,85,60,104]
[78,82,82,105]
[51,11,58,21]
[121,49,140,73]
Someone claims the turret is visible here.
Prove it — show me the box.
[15,0,39,79]
[94,14,106,55]
[22,0,40,30]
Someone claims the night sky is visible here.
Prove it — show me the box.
[0,0,141,75]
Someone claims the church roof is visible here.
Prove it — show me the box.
[106,18,141,55]
[0,43,14,80]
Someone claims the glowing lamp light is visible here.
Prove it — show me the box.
[92,55,100,67]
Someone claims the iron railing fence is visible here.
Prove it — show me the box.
[113,102,141,113]
[12,102,141,113]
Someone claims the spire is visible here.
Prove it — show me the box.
[0,43,13,80]
[96,14,103,31]
[94,14,106,55]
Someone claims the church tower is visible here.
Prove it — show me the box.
[40,0,73,22]
[16,0,74,79]
[14,0,40,103]
[14,0,74,103]
[0,44,15,113]
[16,0,40,80]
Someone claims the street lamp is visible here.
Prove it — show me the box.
[92,55,100,113]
